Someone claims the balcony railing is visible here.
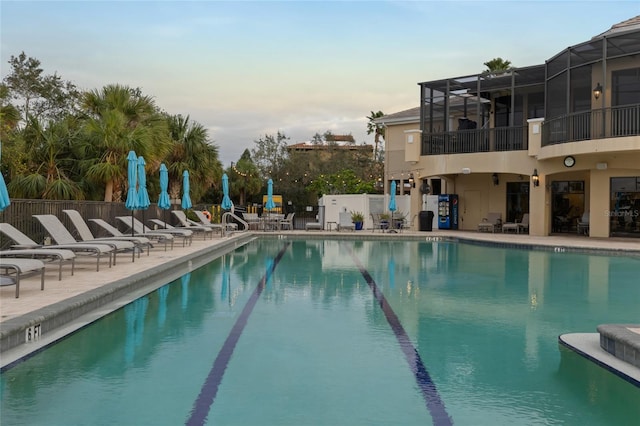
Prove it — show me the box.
[421,126,528,155]
[542,103,640,146]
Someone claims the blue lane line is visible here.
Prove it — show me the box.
[186,242,290,426]
[349,250,454,426]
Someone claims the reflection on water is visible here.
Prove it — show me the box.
[1,239,639,426]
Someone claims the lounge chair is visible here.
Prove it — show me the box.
[89,218,174,251]
[192,210,237,232]
[305,220,322,231]
[577,212,589,235]
[1,222,111,272]
[279,213,295,230]
[34,214,133,265]
[503,213,529,234]
[170,211,215,239]
[63,209,153,256]
[116,216,193,247]
[0,248,74,281]
[0,257,46,298]
[478,212,502,233]
[337,211,355,231]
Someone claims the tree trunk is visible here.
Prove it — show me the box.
[104,180,114,202]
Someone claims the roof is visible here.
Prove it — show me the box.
[594,15,640,38]
[375,106,421,125]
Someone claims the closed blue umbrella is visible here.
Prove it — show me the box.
[125,151,138,210]
[181,170,192,210]
[221,173,233,211]
[265,178,276,211]
[137,156,150,210]
[0,143,10,212]
[158,163,170,210]
[389,180,397,232]
[125,151,138,236]
[158,163,171,228]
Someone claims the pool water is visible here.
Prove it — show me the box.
[1,238,639,425]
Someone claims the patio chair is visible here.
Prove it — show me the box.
[577,212,590,235]
[370,213,388,232]
[0,257,45,298]
[0,247,74,281]
[63,209,152,256]
[478,212,502,233]
[337,211,355,231]
[116,216,193,247]
[1,222,111,272]
[170,211,215,239]
[503,213,529,234]
[279,213,295,230]
[89,218,174,251]
[34,214,134,265]
[239,212,260,230]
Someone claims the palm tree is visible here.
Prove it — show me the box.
[366,111,385,161]
[81,84,170,201]
[8,115,83,199]
[165,114,221,203]
[483,58,512,74]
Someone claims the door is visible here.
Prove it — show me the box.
[462,190,483,230]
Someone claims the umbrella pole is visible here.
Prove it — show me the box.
[131,212,135,237]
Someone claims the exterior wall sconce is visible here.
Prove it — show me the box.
[408,173,415,188]
[491,173,499,186]
[532,169,540,187]
[593,82,602,100]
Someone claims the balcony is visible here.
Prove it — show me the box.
[542,103,640,146]
[421,126,528,155]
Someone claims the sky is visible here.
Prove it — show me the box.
[1,1,639,166]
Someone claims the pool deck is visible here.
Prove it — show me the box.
[2,230,639,374]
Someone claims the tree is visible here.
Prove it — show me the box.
[228,149,262,206]
[81,84,171,202]
[307,169,375,196]
[7,115,84,199]
[251,131,290,178]
[366,111,385,161]
[165,114,221,203]
[483,58,512,73]
[3,51,81,124]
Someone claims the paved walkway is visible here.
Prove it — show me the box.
[2,230,638,323]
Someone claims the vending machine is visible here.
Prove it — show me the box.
[438,194,459,229]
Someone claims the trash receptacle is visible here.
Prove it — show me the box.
[419,210,434,231]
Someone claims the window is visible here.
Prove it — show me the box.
[613,68,640,107]
[610,177,640,237]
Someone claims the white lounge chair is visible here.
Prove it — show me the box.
[478,212,502,233]
[337,211,355,231]
[117,216,193,247]
[89,218,174,251]
[1,222,111,272]
[0,257,46,298]
[170,211,215,239]
[503,213,529,234]
[63,209,152,256]
[35,214,134,265]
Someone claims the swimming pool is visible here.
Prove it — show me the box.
[1,238,639,425]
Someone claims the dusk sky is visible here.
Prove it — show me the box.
[2,1,639,166]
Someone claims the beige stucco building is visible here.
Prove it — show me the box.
[379,17,640,239]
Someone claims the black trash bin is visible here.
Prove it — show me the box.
[419,210,434,231]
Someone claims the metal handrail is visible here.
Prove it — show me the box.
[221,212,248,237]
[542,103,640,146]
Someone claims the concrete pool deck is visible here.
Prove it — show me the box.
[2,230,639,375]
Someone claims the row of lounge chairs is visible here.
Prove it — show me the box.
[0,209,235,298]
[477,212,529,234]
